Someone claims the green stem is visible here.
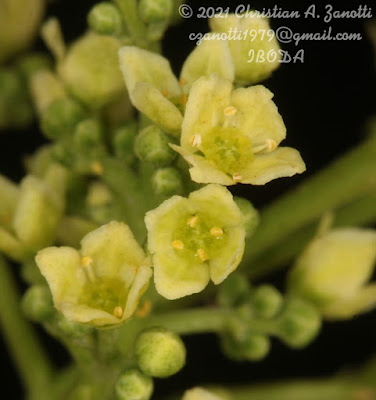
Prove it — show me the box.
[0,255,53,397]
[247,190,376,279]
[115,0,146,43]
[242,132,376,274]
[229,379,375,400]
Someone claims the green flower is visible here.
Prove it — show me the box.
[288,228,376,320]
[118,42,234,135]
[209,13,281,84]
[145,184,245,299]
[36,221,152,326]
[170,74,305,185]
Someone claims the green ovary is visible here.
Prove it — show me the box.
[200,127,253,175]
[79,278,128,314]
[173,213,225,261]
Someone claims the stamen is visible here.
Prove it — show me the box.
[135,300,152,318]
[179,78,187,86]
[189,134,202,148]
[224,106,237,116]
[187,215,198,228]
[172,240,184,250]
[113,306,123,318]
[81,256,96,282]
[253,139,277,154]
[232,173,242,183]
[196,248,208,262]
[210,227,223,237]
[91,161,103,175]
[181,94,188,105]
[161,90,169,98]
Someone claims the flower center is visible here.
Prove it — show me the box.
[199,127,253,176]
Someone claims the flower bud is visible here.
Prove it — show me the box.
[73,118,105,154]
[217,272,250,307]
[138,0,173,23]
[112,123,138,165]
[250,285,283,319]
[276,297,321,349]
[135,327,186,378]
[288,228,376,320]
[233,197,259,238]
[221,332,270,362]
[56,313,93,339]
[41,97,86,139]
[115,369,153,400]
[88,2,123,35]
[134,125,176,166]
[22,285,54,322]
[152,167,183,196]
[183,387,228,400]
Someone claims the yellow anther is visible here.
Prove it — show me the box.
[267,139,277,151]
[189,134,202,148]
[232,173,242,183]
[224,106,237,116]
[161,90,169,98]
[172,240,184,250]
[196,248,208,262]
[187,215,198,228]
[179,78,187,86]
[135,300,152,318]
[181,94,188,105]
[210,227,223,237]
[113,306,123,318]
[81,256,93,268]
[253,139,277,154]
[91,161,103,175]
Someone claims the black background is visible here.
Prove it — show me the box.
[0,0,375,398]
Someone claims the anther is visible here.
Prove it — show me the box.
[179,78,187,86]
[161,90,169,98]
[232,173,242,183]
[224,106,237,116]
[196,248,208,262]
[81,256,96,282]
[189,134,202,148]
[181,94,188,105]
[172,240,184,250]
[210,227,223,237]
[91,161,103,175]
[253,139,277,154]
[113,306,123,318]
[187,215,198,228]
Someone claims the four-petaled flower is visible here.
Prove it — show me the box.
[145,184,246,299]
[36,221,152,326]
[170,74,306,185]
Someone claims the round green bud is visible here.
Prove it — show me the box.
[112,123,138,164]
[22,285,54,322]
[56,313,93,339]
[135,327,186,378]
[234,197,259,238]
[276,297,321,349]
[41,97,86,139]
[138,0,173,23]
[88,3,123,35]
[221,333,270,362]
[51,142,74,166]
[134,125,176,166]
[73,118,104,154]
[251,285,283,319]
[217,272,250,308]
[152,167,183,196]
[115,369,153,400]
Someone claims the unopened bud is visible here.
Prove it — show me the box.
[112,123,138,165]
[138,0,173,23]
[22,285,54,322]
[217,272,250,308]
[251,285,283,319]
[134,125,176,166]
[88,3,123,35]
[221,332,270,362]
[152,167,183,196]
[135,327,186,378]
[115,369,153,400]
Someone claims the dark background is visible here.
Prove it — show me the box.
[0,0,375,398]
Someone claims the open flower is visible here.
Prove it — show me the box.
[118,41,234,135]
[288,228,376,320]
[36,221,152,326]
[170,74,306,185]
[145,184,245,299]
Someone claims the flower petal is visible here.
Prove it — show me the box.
[80,221,146,280]
[230,85,286,146]
[209,226,245,284]
[180,36,234,93]
[170,144,234,185]
[36,246,83,304]
[241,147,306,185]
[60,303,120,326]
[132,82,183,135]
[181,74,232,148]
